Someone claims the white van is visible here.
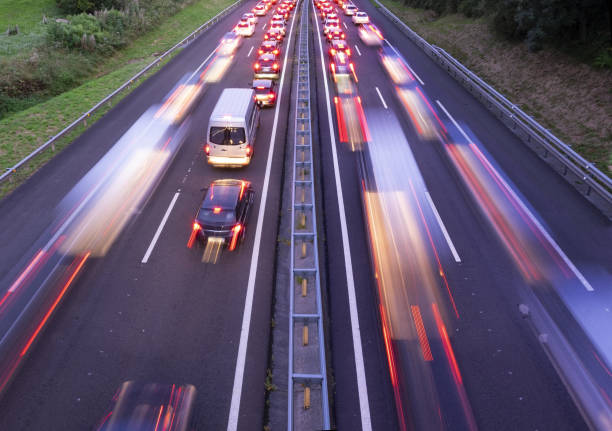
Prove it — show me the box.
[205,88,260,167]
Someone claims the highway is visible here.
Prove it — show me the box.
[0,0,295,429]
[0,0,611,429]
[308,0,611,430]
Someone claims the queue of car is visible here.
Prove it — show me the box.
[185,0,298,258]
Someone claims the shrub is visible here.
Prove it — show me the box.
[56,0,123,14]
[593,48,612,69]
[457,0,484,18]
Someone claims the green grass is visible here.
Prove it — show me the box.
[0,0,60,33]
[0,0,234,197]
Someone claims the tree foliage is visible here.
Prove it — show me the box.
[403,0,612,53]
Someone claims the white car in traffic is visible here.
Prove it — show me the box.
[235,20,255,37]
[352,11,369,24]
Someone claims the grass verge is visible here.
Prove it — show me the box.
[379,0,612,175]
[0,0,235,198]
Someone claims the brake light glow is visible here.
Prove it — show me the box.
[268,92,275,99]
[213,207,222,214]
[273,63,279,70]
[204,144,210,155]
[246,145,252,156]
[256,86,265,89]
[187,222,201,248]
[346,48,351,55]
[229,224,242,251]
[330,48,336,55]
[259,49,264,54]
[273,49,279,54]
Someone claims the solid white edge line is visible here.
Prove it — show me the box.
[425,191,461,263]
[313,6,373,431]
[226,6,300,431]
[141,192,180,263]
[247,46,254,57]
[385,40,425,85]
[354,44,362,56]
[375,86,388,109]
[435,99,594,292]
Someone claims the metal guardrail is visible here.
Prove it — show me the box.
[373,0,612,220]
[0,0,244,186]
[288,0,330,429]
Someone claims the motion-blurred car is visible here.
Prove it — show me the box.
[217,31,241,56]
[242,12,258,25]
[344,3,358,15]
[254,53,281,79]
[264,28,284,41]
[330,51,357,82]
[258,39,281,56]
[253,79,277,107]
[358,23,383,46]
[187,179,254,251]
[254,3,267,15]
[96,382,196,431]
[329,39,351,57]
[352,11,369,24]
[327,27,346,42]
[272,13,286,22]
[235,21,255,37]
[379,45,414,86]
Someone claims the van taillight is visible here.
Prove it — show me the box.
[205,144,210,155]
[246,145,252,156]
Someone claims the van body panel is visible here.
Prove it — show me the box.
[206,88,259,167]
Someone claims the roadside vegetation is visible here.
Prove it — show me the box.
[0,0,233,197]
[379,0,612,174]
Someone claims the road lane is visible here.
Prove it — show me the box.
[0,1,295,429]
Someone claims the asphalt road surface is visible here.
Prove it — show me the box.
[0,0,611,430]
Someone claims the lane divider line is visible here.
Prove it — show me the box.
[313,6,373,431]
[226,5,301,431]
[141,192,180,263]
[247,46,254,57]
[425,191,461,263]
[436,99,593,291]
[385,40,425,85]
[354,44,362,56]
[375,87,388,109]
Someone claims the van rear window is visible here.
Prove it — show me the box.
[209,127,246,145]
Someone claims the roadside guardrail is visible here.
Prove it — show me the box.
[288,1,331,429]
[0,0,244,187]
[373,0,612,220]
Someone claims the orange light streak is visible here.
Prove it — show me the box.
[432,302,462,384]
[411,305,433,361]
[20,252,90,357]
[408,180,459,318]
